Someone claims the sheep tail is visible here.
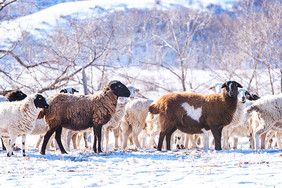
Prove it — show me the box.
[37,109,45,119]
[148,104,161,114]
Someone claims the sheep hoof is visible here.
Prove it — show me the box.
[7,153,11,157]
[40,151,46,155]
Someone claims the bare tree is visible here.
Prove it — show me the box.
[232,0,281,94]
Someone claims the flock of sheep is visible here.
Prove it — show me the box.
[0,80,281,157]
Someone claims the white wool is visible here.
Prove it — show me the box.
[0,94,46,156]
[244,94,282,149]
[121,99,153,149]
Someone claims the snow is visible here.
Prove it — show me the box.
[0,135,281,187]
[0,0,239,48]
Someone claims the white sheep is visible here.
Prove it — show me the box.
[0,94,49,156]
[121,98,154,150]
[101,85,139,151]
[221,88,259,150]
[244,94,282,149]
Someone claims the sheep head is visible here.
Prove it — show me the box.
[60,88,79,94]
[33,94,49,109]
[106,80,131,98]
[221,81,243,98]
[6,90,27,101]
[246,92,260,101]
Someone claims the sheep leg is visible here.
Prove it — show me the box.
[104,129,109,151]
[1,138,6,150]
[66,131,73,150]
[186,134,197,149]
[222,128,229,150]
[260,132,267,149]
[21,135,27,156]
[93,125,103,153]
[276,133,282,148]
[113,127,120,149]
[166,127,177,150]
[122,126,132,149]
[157,132,166,151]
[132,131,141,149]
[7,136,17,157]
[232,136,238,149]
[40,127,57,155]
[83,131,89,148]
[72,133,78,149]
[157,127,177,151]
[35,135,43,149]
[265,131,275,149]
[203,131,210,150]
[54,126,68,154]
[211,126,223,150]
[77,133,83,148]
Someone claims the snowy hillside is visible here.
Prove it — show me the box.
[0,0,239,48]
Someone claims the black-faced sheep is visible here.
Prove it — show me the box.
[148,80,243,151]
[38,80,130,154]
[5,90,27,102]
[0,94,49,156]
[222,88,260,150]
[60,87,79,94]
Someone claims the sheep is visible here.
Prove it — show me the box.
[0,95,9,150]
[221,88,260,150]
[38,80,130,154]
[120,98,154,150]
[0,94,49,156]
[244,94,282,149]
[101,85,139,151]
[0,90,27,151]
[144,83,225,151]
[148,80,243,151]
[60,87,79,94]
[60,85,138,152]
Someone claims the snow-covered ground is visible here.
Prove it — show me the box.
[0,135,281,187]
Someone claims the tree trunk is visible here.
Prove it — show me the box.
[281,68,282,93]
[82,68,88,95]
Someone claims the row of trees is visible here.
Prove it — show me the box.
[0,0,281,97]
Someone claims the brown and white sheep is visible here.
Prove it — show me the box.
[148,80,243,151]
[38,80,130,154]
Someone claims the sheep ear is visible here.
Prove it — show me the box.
[73,88,79,93]
[237,83,243,88]
[209,86,215,90]
[221,83,227,88]
[109,80,120,89]
[60,89,66,93]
